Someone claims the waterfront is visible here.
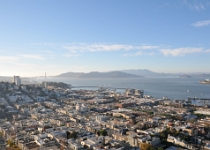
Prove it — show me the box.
[36,77,210,100]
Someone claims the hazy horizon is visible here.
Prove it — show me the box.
[0,0,210,76]
[1,69,210,78]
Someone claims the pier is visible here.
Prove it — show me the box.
[71,86,127,90]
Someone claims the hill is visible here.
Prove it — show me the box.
[55,71,143,78]
[122,69,178,77]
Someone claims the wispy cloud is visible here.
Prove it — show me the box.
[183,0,209,11]
[0,55,43,72]
[123,51,143,57]
[124,51,156,57]
[21,54,44,60]
[63,44,134,52]
[0,56,20,62]
[192,20,210,27]
[63,53,80,57]
[7,61,38,68]
[31,43,160,58]
[139,45,159,49]
[160,47,204,56]
[63,43,159,53]
[30,43,57,47]
[205,49,210,52]
[32,43,159,52]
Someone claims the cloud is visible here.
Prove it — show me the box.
[21,54,44,60]
[30,43,57,47]
[63,43,159,53]
[160,47,203,56]
[63,53,80,57]
[123,51,143,57]
[123,51,156,57]
[8,61,38,68]
[30,43,161,58]
[63,44,134,52]
[205,49,210,52]
[138,45,159,49]
[192,20,210,27]
[183,0,209,11]
[0,56,20,62]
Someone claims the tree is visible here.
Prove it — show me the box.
[66,131,78,139]
[149,146,156,150]
[67,131,78,139]
[97,130,108,136]
[140,143,151,150]
[67,131,71,139]
[97,130,101,136]
[71,131,78,139]
[0,131,3,137]
[101,130,107,136]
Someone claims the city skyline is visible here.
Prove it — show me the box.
[0,0,210,77]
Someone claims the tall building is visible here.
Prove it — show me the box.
[45,72,47,88]
[13,75,21,85]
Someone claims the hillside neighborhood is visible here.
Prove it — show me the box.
[1,81,210,150]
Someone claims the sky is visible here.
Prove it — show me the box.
[0,0,210,77]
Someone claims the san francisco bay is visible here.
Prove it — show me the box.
[40,77,210,100]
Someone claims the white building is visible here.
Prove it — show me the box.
[76,103,81,111]
[13,75,21,85]
[96,115,110,122]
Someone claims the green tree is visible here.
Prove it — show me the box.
[67,131,71,139]
[97,130,108,136]
[101,130,107,136]
[67,131,78,139]
[71,131,78,139]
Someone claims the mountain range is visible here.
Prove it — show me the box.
[1,69,210,79]
[55,71,143,78]
[121,69,178,77]
[55,69,210,78]
[55,69,181,78]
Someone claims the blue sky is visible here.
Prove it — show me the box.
[0,0,210,76]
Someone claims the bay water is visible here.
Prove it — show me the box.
[41,77,210,100]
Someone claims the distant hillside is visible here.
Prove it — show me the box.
[42,82,70,89]
[179,75,192,78]
[191,74,210,78]
[122,69,179,77]
[55,71,143,78]
[178,73,210,78]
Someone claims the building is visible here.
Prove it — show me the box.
[125,89,144,97]
[13,75,21,85]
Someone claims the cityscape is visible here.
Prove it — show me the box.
[0,76,210,150]
[1,0,210,150]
